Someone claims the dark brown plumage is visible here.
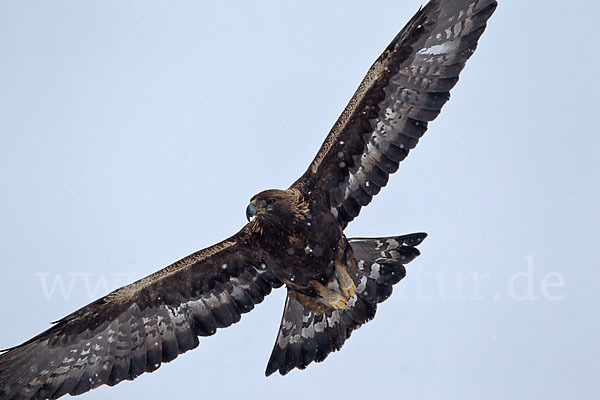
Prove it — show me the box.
[0,0,497,398]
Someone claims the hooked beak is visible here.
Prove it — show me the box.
[246,201,258,222]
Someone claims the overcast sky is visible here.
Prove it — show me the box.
[1,1,598,399]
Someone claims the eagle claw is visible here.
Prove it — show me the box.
[309,279,349,310]
[341,281,356,301]
[335,264,356,301]
[329,294,349,310]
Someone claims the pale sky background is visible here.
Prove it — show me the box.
[0,1,598,399]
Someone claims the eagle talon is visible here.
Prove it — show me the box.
[330,295,348,310]
[341,281,356,301]
[309,279,348,310]
[335,264,356,301]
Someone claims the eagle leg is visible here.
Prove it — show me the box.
[309,280,348,310]
[335,263,356,300]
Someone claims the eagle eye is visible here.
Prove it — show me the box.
[266,198,276,206]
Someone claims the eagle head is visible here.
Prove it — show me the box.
[246,189,309,223]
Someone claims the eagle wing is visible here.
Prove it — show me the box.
[0,228,281,400]
[292,0,497,226]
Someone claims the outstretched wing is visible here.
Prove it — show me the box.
[292,0,497,226]
[0,228,281,400]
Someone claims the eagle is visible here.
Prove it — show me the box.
[0,0,497,398]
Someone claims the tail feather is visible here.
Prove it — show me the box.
[265,232,426,376]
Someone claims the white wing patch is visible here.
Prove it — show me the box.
[417,39,459,56]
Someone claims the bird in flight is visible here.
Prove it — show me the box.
[0,0,497,398]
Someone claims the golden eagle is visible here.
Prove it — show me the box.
[0,0,497,398]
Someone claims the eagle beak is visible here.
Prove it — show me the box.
[246,201,258,222]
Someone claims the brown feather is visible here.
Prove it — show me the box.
[0,228,281,399]
[292,0,498,227]
[0,1,498,397]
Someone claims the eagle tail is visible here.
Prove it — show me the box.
[265,232,426,376]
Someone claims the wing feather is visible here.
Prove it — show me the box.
[293,0,497,226]
[0,228,282,400]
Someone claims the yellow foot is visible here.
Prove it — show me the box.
[309,279,348,310]
[329,292,349,310]
[335,264,356,301]
[341,280,356,301]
